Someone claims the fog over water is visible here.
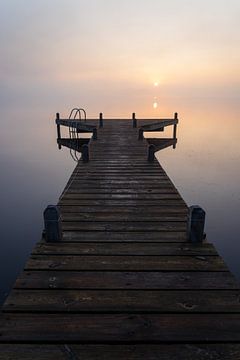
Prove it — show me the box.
[0,0,240,303]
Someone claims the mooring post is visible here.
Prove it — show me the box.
[138,128,144,140]
[148,144,155,162]
[99,112,103,128]
[43,205,62,242]
[173,112,178,139]
[82,144,89,162]
[56,113,61,149]
[188,205,206,243]
[93,128,97,140]
[132,113,137,128]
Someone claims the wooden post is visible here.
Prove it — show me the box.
[138,128,144,140]
[132,113,137,128]
[173,112,178,140]
[82,144,89,162]
[99,113,103,128]
[93,128,97,140]
[44,205,62,242]
[188,205,206,243]
[148,144,155,162]
[56,113,61,149]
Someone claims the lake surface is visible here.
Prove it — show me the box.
[0,97,239,304]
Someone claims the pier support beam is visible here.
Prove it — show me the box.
[82,144,89,162]
[173,112,178,140]
[99,113,103,128]
[188,205,206,243]
[56,113,61,149]
[148,144,155,162]
[132,113,137,128]
[43,205,62,242]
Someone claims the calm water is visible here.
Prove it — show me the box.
[0,98,240,304]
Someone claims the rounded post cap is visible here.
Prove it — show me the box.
[44,205,60,220]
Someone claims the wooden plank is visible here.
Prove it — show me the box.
[59,205,188,213]
[56,119,96,131]
[70,176,170,180]
[14,271,239,290]
[61,221,187,232]
[1,313,240,342]
[25,255,227,271]
[0,344,239,360]
[61,193,183,200]
[141,119,178,130]
[4,289,240,313]
[69,180,176,188]
[33,242,216,256]
[59,199,187,207]
[68,182,175,188]
[62,231,187,242]
[71,169,166,173]
[64,190,178,195]
[70,177,172,181]
[61,213,188,222]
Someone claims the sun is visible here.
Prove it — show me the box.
[154,82,159,87]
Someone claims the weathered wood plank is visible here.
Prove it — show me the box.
[33,242,216,256]
[25,255,227,271]
[65,188,179,195]
[62,230,187,242]
[59,205,188,213]
[56,119,96,131]
[14,271,239,290]
[61,213,188,222]
[70,175,170,180]
[61,221,187,232]
[141,119,178,131]
[59,199,187,207]
[4,289,240,313]
[1,313,240,342]
[0,344,239,360]
[68,175,175,182]
[59,192,184,202]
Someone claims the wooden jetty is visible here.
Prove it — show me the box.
[1,114,240,359]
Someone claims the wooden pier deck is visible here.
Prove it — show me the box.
[1,118,240,359]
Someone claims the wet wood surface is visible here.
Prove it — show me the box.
[0,119,239,359]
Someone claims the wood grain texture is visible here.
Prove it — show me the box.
[0,344,240,360]
[25,255,226,271]
[62,230,188,242]
[1,118,239,354]
[1,313,240,342]
[4,289,240,313]
[33,242,217,256]
[15,271,238,290]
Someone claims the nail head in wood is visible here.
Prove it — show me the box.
[188,205,206,243]
[44,205,62,242]
[82,144,89,162]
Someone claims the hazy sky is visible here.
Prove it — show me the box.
[1,0,240,114]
